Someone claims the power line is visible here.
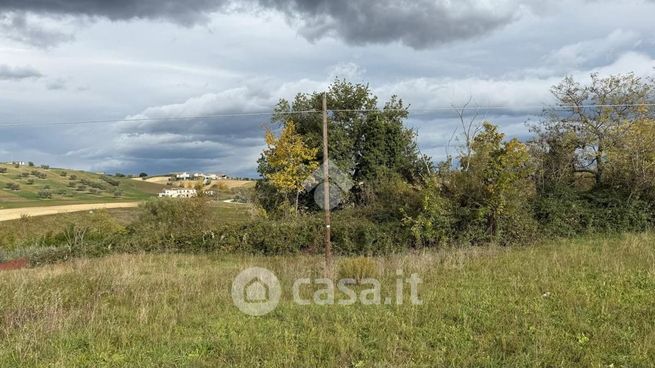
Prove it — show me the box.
[0,103,654,128]
[0,110,317,128]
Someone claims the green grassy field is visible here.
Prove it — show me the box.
[0,233,653,366]
[0,163,163,209]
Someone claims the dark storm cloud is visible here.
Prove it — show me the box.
[257,0,518,49]
[0,64,42,80]
[0,0,521,49]
[0,0,230,25]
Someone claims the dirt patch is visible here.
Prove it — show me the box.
[0,258,28,271]
[0,202,141,222]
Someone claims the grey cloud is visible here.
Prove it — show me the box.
[258,0,520,49]
[46,78,67,90]
[80,87,277,176]
[0,12,73,47]
[0,0,230,26]
[1,0,528,49]
[0,63,42,80]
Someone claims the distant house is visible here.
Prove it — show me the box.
[158,188,197,198]
[175,171,227,181]
[193,172,227,181]
[176,172,191,180]
[10,161,26,166]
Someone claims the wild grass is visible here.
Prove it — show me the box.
[1,232,654,366]
[0,202,250,253]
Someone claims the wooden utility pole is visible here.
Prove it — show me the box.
[322,92,332,276]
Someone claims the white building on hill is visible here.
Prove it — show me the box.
[176,172,191,180]
[158,188,197,198]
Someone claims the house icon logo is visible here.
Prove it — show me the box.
[302,159,354,210]
[231,267,281,316]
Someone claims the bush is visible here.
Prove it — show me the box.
[37,190,52,199]
[0,167,7,173]
[26,179,34,185]
[40,165,50,169]
[125,198,214,251]
[69,174,77,180]
[80,178,106,190]
[535,187,654,236]
[60,171,67,176]
[100,175,120,186]
[5,183,20,191]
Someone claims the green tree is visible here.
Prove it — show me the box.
[454,123,536,242]
[271,79,431,196]
[546,73,653,186]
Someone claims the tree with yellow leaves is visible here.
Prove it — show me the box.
[259,121,319,213]
[606,119,655,199]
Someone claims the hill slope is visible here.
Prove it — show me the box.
[0,163,164,209]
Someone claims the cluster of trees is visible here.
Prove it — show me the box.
[256,75,655,247]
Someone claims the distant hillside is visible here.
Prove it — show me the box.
[0,163,164,209]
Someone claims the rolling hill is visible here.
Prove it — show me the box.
[0,163,164,209]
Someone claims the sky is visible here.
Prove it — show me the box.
[1,0,654,177]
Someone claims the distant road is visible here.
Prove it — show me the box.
[0,202,141,222]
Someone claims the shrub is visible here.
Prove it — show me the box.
[69,174,77,180]
[0,167,7,173]
[125,198,214,250]
[26,179,34,185]
[28,161,34,167]
[100,175,120,186]
[60,171,67,176]
[535,187,654,236]
[76,185,87,191]
[5,183,20,191]
[37,190,52,199]
[40,165,50,169]
[80,178,106,190]
[403,179,454,247]
[330,214,409,255]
